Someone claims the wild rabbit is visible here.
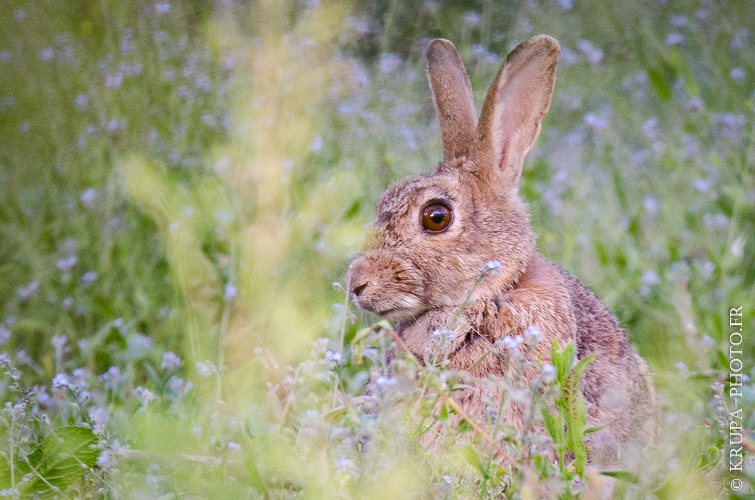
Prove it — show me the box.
[346,35,659,481]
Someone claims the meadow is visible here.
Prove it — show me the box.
[0,0,754,498]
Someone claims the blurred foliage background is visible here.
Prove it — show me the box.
[0,0,754,498]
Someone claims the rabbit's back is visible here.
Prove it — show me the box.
[563,267,661,466]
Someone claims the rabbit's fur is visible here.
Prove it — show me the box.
[347,35,660,473]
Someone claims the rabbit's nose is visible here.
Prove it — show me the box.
[351,282,368,297]
[346,257,369,299]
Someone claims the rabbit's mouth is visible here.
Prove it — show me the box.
[352,290,426,321]
[346,254,426,320]
[373,301,427,321]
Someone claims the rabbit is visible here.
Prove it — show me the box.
[346,34,660,485]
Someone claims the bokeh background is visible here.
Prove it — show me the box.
[0,0,753,498]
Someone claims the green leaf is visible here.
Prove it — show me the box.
[583,426,605,434]
[551,339,564,379]
[324,406,347,423]
[350,327,372,345]
[244,457,265,491]
[563,370,589,476]
[541,407,563,446]
[458,445,489,480]
[572,353,596,379]
[439,402,450,420]
[449,384,475,392]
[20,426,98,498]
[600,470,639,484]
[648,68,672,100]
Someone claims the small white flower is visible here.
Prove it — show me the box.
[695,8,711,20]
[81,187,97,207]
[664,33,685,46]
[524,325,542,343]
[227,441,241,452]
[155,3,171,15]
[89,407,109,433]
[18,281,39,301]
[700,334,716,349]
[99,366,121,389]
[502,335,523,351]
[670,15,687,27]
[196,360,215,377]
[51,334,68,349]
[379,53,401,74]
[463,11,481,25]
[640,269,659,286]
[97,450,117,469]
[675,361,687,371]
[642,195,658,213]
[81,271,98,284]
[39,47,54,61]
[541,363,556,382]
[482,260,502,276]
[375,375,396,386]
[325,350,343,363]
[161,352,181,370]
[53,373,71,389]
[75,93,88,110]
[310,134,323,154]
[731,67,746,81]
[56,255,77,271]
[335,455,356,473]
[701,261,715,279]
[432,328,454,340]
[133,386,155,405]
[223,284,237,301]
[584,112,607,130]
[559,47,579,66]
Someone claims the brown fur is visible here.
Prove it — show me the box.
[347,35,660,480]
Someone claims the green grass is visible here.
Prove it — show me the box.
[0,0,754,498]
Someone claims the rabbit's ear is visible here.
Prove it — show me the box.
[427,39,477,161]
[472,35,559,191]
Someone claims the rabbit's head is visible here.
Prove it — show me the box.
[347,36,560,322]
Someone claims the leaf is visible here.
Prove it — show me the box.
[563,370,589,476]
[583,426,605,434]
[648,68,672,100]
[324,405,347,423]
[560,342,574,382]
[600,470,639,484]
[21,426,98,498]
[572,353,596,379]
[541,407,563,446]
[458,445,489,480]
[244,457,265,491]
[550,339,564,378]
[439,402,450,420]
[350,327,372,345]
[449,384,475,392]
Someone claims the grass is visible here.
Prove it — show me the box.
[0,0,754,498]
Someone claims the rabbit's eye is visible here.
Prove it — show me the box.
[422,203,453,232]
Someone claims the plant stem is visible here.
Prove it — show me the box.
[383,326,521,471]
